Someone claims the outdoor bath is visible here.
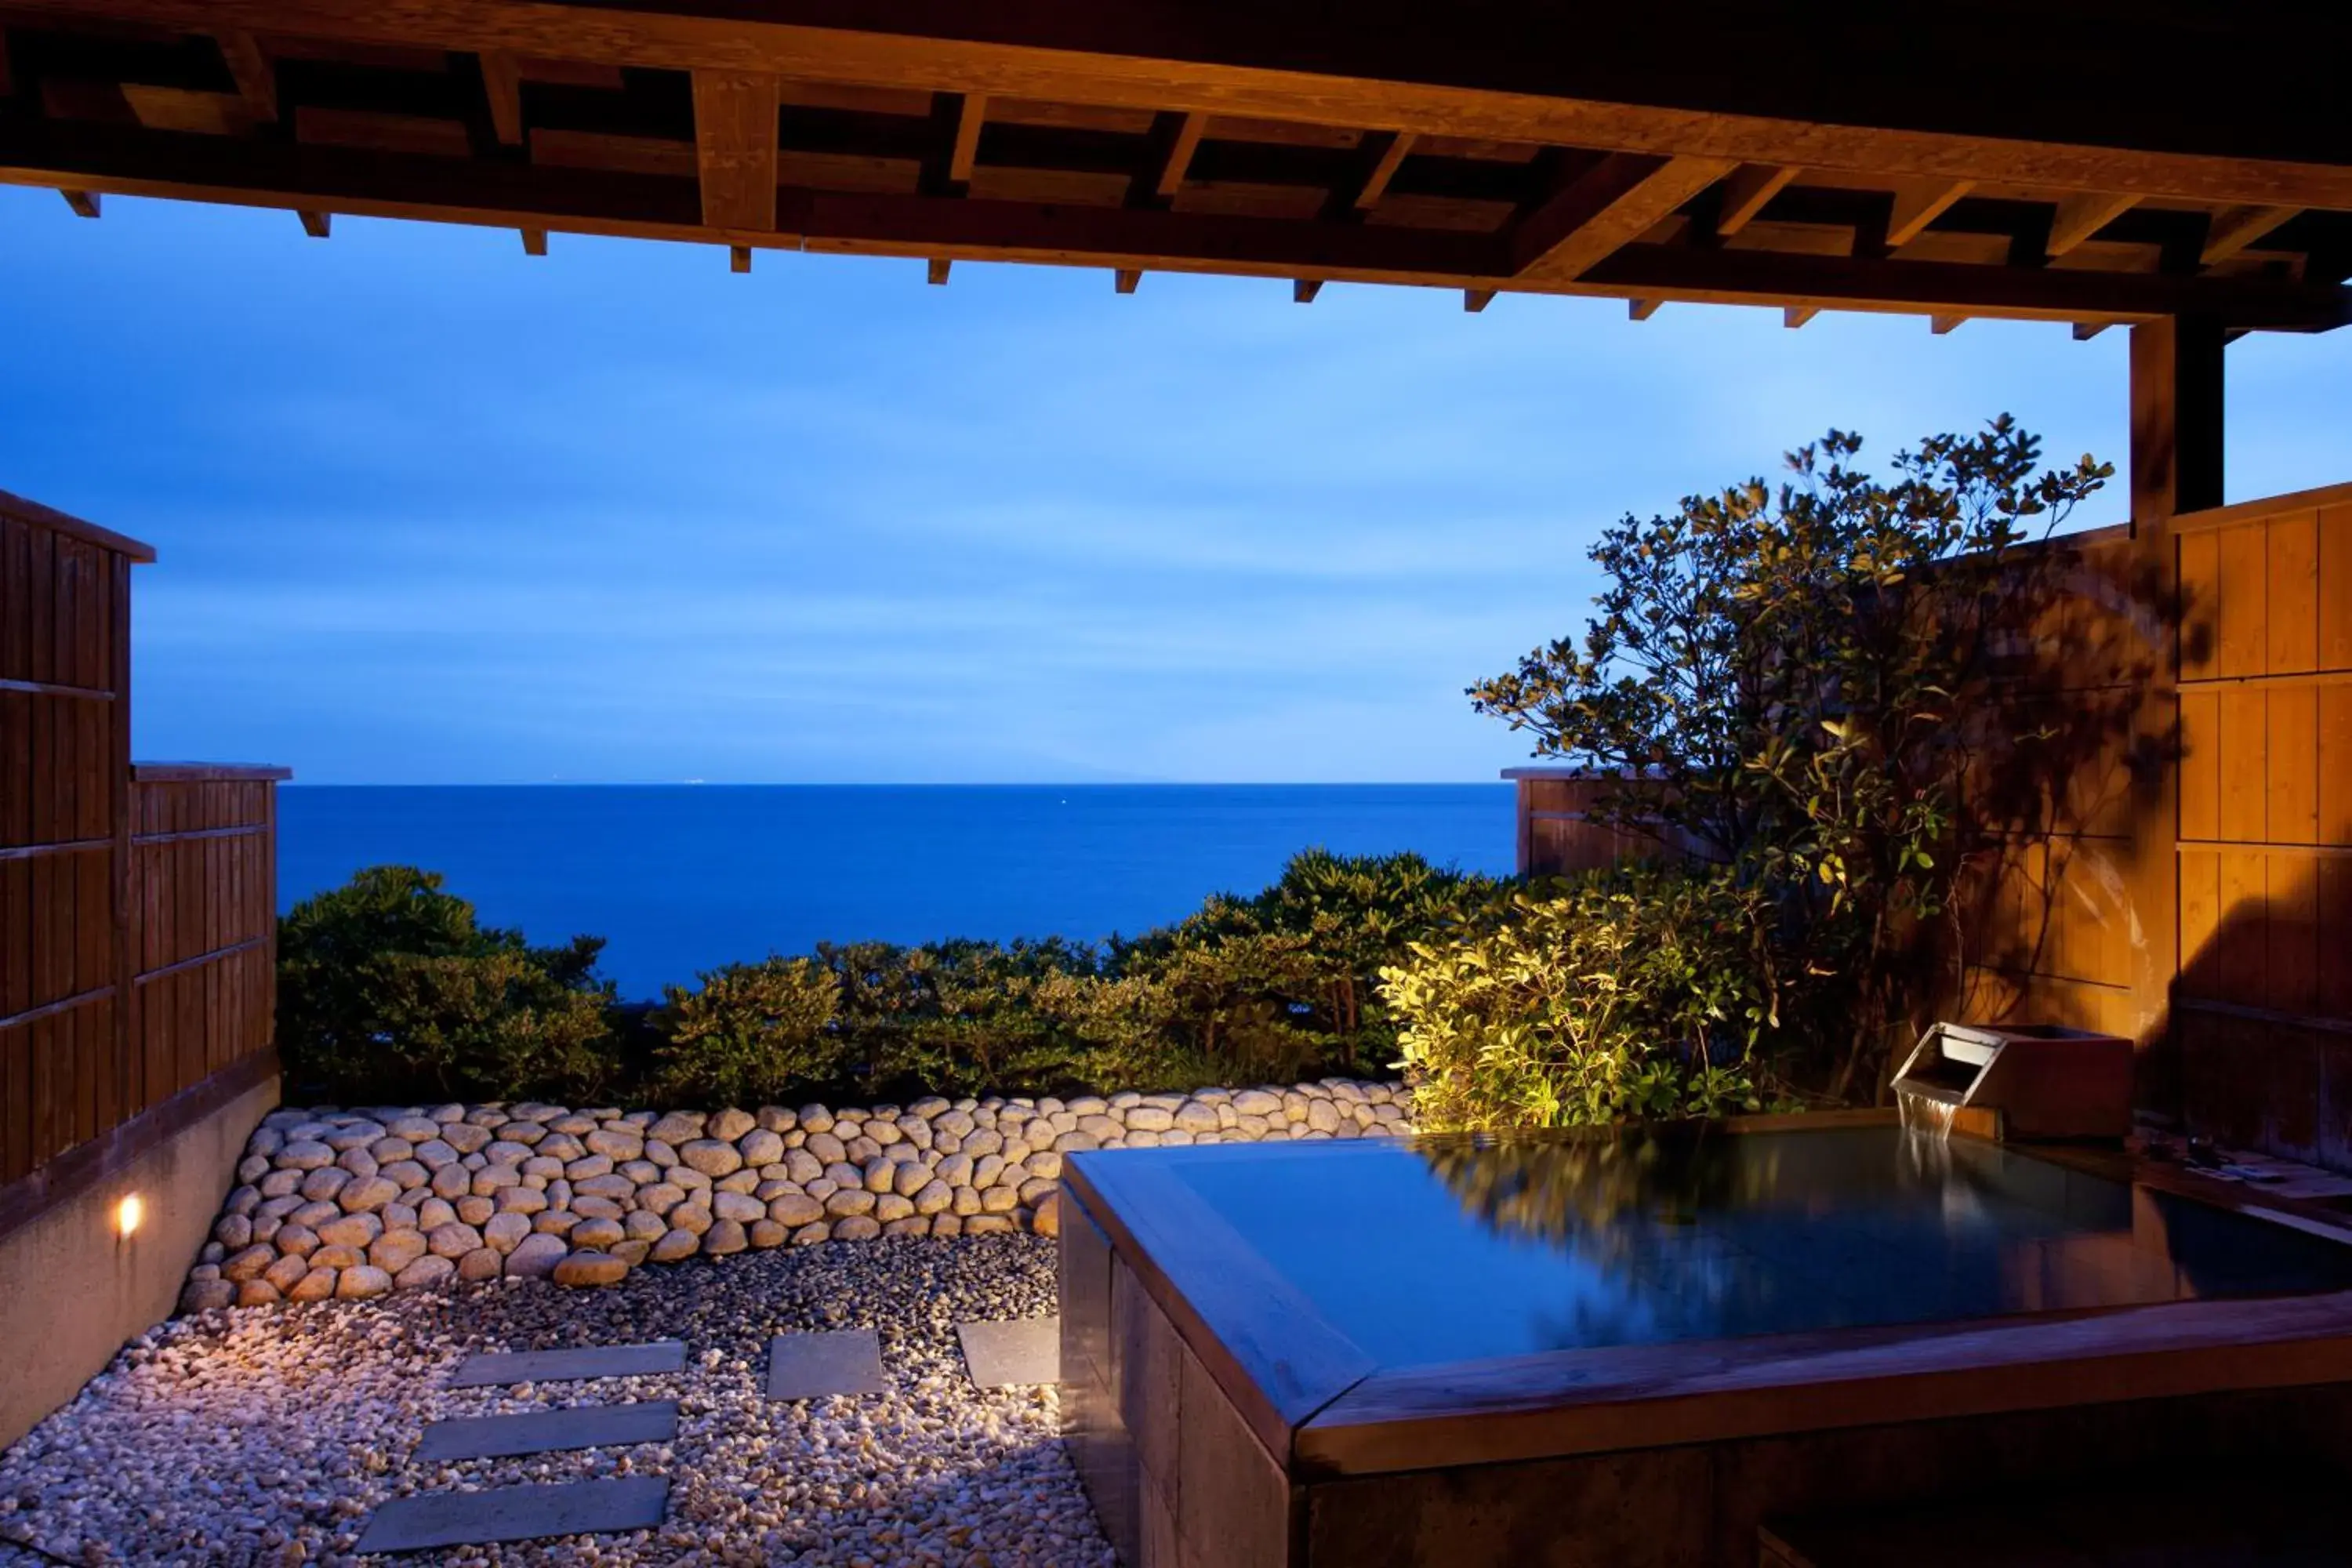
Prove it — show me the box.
[1059,1122,2352,1566]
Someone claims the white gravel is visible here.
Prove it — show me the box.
[0,1236,1109,1568]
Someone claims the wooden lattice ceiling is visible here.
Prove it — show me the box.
[3,1,2350,332]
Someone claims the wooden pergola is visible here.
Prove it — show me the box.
[2,1,2350,335]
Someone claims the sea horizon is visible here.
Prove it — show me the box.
[278,782,1519,1002]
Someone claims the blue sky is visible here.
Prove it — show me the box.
[4,185,2347,783]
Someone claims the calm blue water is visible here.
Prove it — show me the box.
[278,785,1515,1001]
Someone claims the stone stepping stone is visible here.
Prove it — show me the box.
[956,1317,1062,1388]
[415,1399,679,1461]
[448,1340,686,1388]
[354,1475,670,1553]
[766,1329,887,1400]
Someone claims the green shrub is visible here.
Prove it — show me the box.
[1381,865,1783,1132]
[648,956,841,1105]
[278,865,616,1102]
[281,848,1499,1107]
[822,936,1107,1099]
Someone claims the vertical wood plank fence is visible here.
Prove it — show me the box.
[2,492,140,1191]
[129,765,286,1130]
[2,487,287,1216]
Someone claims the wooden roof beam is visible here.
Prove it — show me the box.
[2201,205,2299,265]
[4,118,2344,331]
[1465,289,1495,312]
[927,256,950,284]
[521,227,547,255]
[1784,306,1817,328]
[1138,109,1207,206]
[479,49,524,147]
[2046,191,2139,257]
[1885,179,1973,249]
[212,31,275,123]
[60,187,98,217]
[297,208,328,237]
[1293,278,1321,303]
[730,243,750,271]
[1512,153,1735,280]
[1349,131,1415,213]
[2072,321,2108,339]
[20,0,2352,212]
[948,91,985,187]
[690,69,779,232]
[1114,267,1140,293]
[1628,297,1661,321]
[1930,313,1965,333]
[1715,162,1801,238]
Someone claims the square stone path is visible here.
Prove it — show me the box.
[956,1318,1062,1388]
[354,1476,670,1554]
[415,1399,680,1462]
[766,1329,888,1400]
[448,1340,688,1388]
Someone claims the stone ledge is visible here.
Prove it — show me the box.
[179,1078,1412,1308]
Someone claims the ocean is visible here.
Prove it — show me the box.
[276,785,1516,1001]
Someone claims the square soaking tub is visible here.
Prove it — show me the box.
[1058,1117,2352,1567]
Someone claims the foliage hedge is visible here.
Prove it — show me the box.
[276,849,1504,1107]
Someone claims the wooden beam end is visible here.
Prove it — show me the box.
[297,209,330,238]
[730,244,752,274]
[1114,267,1142,294]
[61,189,100,219]
[927,256,952,285]
[2071,321,2110,341]
[1628,297,1662,321]
[1465,288,1496,314]
[521,227,549,256]
[1293,278,1323,304]
[1930,313,1967,335]
[1784,306,1818,328]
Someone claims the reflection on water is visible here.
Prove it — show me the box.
[1166,1127,2352,1370]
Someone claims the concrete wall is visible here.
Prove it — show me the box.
[0,1073,277,1452]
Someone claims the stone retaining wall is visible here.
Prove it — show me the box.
[177,1080,1411,1310]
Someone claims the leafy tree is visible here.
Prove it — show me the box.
[1468,419,2114,1101]
[278,865,616,1102]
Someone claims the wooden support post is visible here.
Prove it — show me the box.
[2122,314,2223,1112]
[2131,315,2224,522]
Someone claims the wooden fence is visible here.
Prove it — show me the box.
[2172,487,2352,1163]
[1,488,286,1218]
[1509,481,2352,1167]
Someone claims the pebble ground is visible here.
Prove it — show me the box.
[0,1236,1108,1568]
